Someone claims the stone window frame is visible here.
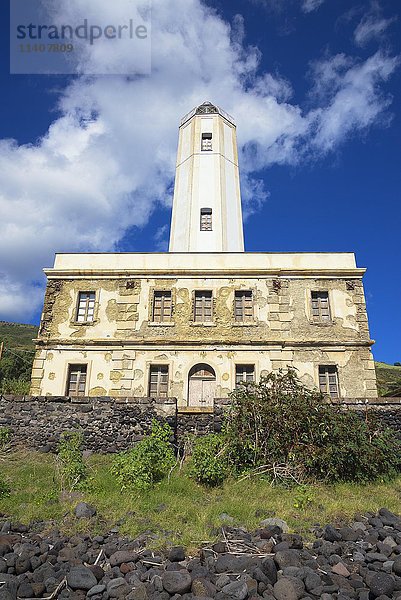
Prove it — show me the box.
[148,363,170,398]
[148,286,175,327]
[191,290,215,326]
[310,289,333,325]
[318,364,340,399]
[148,289,175,325]
[234,364,256,388]
[232,289,257,325]
[65,363,89,397]
[72,289,100,326]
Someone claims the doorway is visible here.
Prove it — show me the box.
[188,363,216,407]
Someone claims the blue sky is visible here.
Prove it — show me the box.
[0,0,400,363]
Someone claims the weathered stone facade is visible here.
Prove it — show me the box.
[31,252,377,404]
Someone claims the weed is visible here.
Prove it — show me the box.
[57,431,87,491]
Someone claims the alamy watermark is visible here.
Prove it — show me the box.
[10,0,151,75]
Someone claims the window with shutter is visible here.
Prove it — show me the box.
[152,291,172,322]
[194,291,213,322]
[234,290,253,321]
[76,291,96,323]
[66,364,87,396]
[149,365,169,397]
[318,365,339,398]
[311,291,331,323]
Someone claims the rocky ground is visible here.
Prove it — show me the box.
[2,505,401,599]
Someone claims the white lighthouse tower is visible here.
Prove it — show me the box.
[169,102,245,253]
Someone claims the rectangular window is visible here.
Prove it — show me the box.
[152,291,172,322]
[66,364,87,397]
[319,365,339,398]
[201,132,212,151]
[194,291,213,322]
[200,207,212,231]
[149,365,169,397]
[311,291,330,322]
[234,290,253,322]
[76,291,96,323]
[235,365,255,387]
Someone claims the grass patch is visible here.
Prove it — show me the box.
[1,451,401,551]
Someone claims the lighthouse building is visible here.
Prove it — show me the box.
[30,102,378,405]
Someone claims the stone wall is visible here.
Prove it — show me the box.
[0,395,177,453]
[176,399,231,441]
[1,395,400,453]
[338,397,401,440]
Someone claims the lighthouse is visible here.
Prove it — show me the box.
[169,101,244,253]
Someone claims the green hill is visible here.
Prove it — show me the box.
[0,322,38,391]
[0,321,38,350]
[375,361,401,397]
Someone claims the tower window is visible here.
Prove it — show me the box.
[319,365,339,398]
[194,291,213,322]
[76,291,96,323]
[234,290,254,321]
[201,132,212,151]
[311,291,331,322]
[200,208,212,231]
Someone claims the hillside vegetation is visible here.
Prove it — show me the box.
[0,321,38,393]
[376,361,401,397]
[0,321,38,349]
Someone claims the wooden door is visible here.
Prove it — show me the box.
[188,364,216,406]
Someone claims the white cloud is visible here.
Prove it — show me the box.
[301,0,325,14]
[0,0,399,321]
[308,51,399,153]
[247,0,325,14]
[354,11,397,47]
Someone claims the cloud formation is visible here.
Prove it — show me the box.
[354,3,397,47]
[0,0,399,320]
[301,0,325,14]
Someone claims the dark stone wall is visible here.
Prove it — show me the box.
[338,398,401,440]
[0,395,177,453]
[175,399,231,442]
[1,395,400,453]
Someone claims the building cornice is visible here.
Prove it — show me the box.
[44,268,366,279]
[34,339,374,349]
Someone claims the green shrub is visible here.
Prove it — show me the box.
[0,378,30,395]
[293,484,314,510]
[57,431,87,491]
[112,420,175,490]
[224,368,401,484]
[190,433,230,486]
